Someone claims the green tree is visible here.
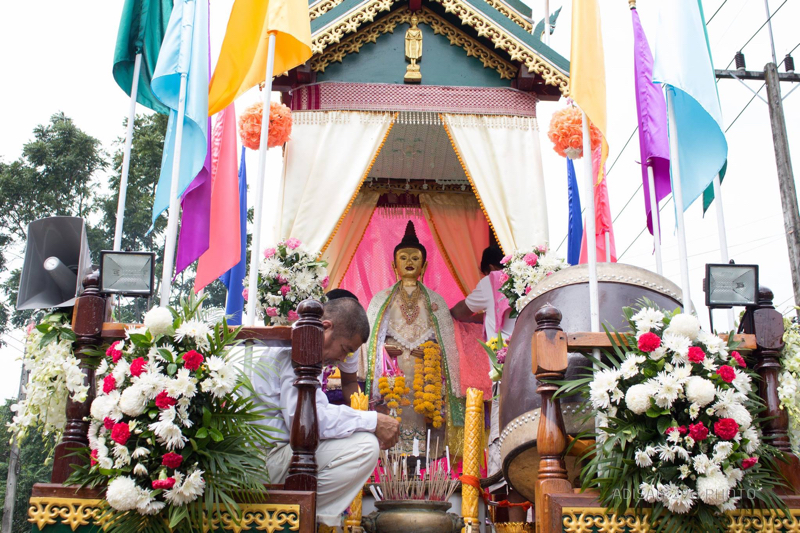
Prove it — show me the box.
[0,399,56,533]
[0,113,106,336]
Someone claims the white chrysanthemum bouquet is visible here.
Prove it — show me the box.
[779,316,800,453]
[253,238,328,325]
[69,296,276,533]
[558,300,787,531]
[498,244,566,315]
[8,312,85,443]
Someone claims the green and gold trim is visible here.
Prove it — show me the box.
[28,497,301,533]
[561,507,800,533]
[311,6,518,80]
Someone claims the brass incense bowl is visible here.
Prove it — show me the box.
[361,500,464,533]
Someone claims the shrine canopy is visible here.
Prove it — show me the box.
[270,0,570,296]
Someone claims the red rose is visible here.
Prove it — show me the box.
[638,332,662,353]
[155,391,177,410]
[152,478,176,490]
[742,456,759,469]
[182,350,204,371]
[666,426,686,436]
[731,351,746,368]
[106,341,123,363]
[714,418,740,440]
[103,417,115,431]
[162,452,183,469]
[110,422,131,445]
[689,421,709,441]
[687,346,706,363]
[103,375,117,394]
[716,365,736,383]
[90,449,98,466]
[130,357,147,377]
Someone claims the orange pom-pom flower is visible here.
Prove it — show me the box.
[547,106,602,159]
[238,101,293,150]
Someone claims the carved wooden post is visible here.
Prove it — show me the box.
[532,304,572,531]
[285,299,323,492]
[51,272,105,484]
[747,286,800,492]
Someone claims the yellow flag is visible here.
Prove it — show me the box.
[209,0,312,115]
[570,0,608,183]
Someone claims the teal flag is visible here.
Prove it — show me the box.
[653,0,728,213]
[113,0,174,115]
[702,160,727,214]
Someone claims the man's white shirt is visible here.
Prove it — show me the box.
[464,275,516,340]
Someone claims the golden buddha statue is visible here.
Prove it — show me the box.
[360,221,465,455]
[404,15,423,83]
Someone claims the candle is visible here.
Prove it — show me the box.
[445,446,451,473]
[412,438,419,457]
[370,486,381,501]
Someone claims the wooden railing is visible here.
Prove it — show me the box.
[531,287,800,532]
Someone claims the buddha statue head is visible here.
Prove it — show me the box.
[394,221,427,284]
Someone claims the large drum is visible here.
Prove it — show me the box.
[498,263,683,502]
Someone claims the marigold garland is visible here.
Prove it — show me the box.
[413,341,444,428]
[378,375,410,422]
[238,101,293,150]
[547,106,602,159]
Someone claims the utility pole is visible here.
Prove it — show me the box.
[2,361,29,533]
[716,57,800,318]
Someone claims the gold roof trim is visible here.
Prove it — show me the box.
[481,0,532,31]
[312,0,399,55]
[312,6,517,80]
[310,0,346,20]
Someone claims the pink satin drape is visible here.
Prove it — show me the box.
[323,191,380,290]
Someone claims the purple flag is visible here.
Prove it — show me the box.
[632,7,670,236]
[175,116,212,275]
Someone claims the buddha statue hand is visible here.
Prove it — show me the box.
[385,343,403,358]
[410,347,425,358]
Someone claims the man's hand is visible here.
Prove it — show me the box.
[375,413,400,450]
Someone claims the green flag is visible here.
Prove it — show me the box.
[113,0,173,115]
[702,159,727,214]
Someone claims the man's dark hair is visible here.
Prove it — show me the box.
[480,245,504,275]
[323,297,370,343]
[326,288,359,301]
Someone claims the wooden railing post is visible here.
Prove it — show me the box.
[532,304,572,532]
[285,299,323,492]
[51,272,105,484]
[746,286,800,492]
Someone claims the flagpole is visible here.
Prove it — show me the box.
[712,172,736,328]
[159,72,189,306]
[647,164,663,275]
[582,112,599,332]
[605,233,611,262]
[666,88,692,314]
[246,31,277,327]
[113,53,142,251]
[543,0,550,45]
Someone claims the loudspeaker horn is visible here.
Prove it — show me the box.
[16,216,92,310]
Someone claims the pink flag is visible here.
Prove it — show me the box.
[580,147,617,263]
[194,104,241,292]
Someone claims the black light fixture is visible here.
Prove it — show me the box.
[703,261,759,332]
[99,250,156,297]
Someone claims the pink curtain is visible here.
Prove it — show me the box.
[340,209,465,308]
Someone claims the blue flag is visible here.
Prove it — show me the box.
[567,158,583,266]
[652,0,727,213]
[150,0,209,228]
[220,148,248,325]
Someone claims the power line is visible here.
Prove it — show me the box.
[735,0,789,54]
[707,0,732,24]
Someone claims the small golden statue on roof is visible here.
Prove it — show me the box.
[404,15,422,83]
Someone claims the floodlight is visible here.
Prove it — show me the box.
[99,251,155,297]
[704,263,759,308]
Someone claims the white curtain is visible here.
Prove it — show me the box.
[442,114,549,252]
[278,111,394,253]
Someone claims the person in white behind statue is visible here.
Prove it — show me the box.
[253,297,400,526]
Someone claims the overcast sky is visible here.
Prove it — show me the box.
[0,0,798,400]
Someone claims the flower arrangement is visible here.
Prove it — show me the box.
[238,101,293,150]
[499,244,566,315]
[481,334,508,382]
[779,316,800,453]
[254,238,329,325]
[547,106,602,159]
[68,296,275,533]
[378,375,410,422]
[557,301,786,531]
[8,313,87,443]
[413,341,444,428]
